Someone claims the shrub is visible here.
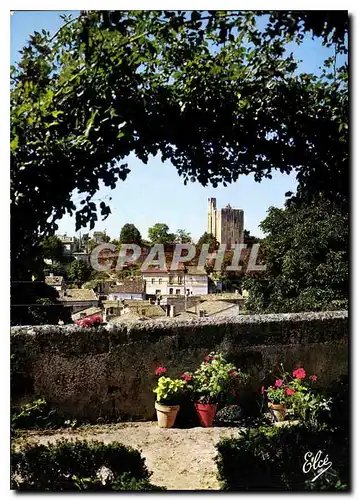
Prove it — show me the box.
[11,438,163,491]
[11,398,77,433]
[216,424,348,491]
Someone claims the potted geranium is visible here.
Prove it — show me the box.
[153,367,185,428]
[190,352,248,427]
[262,364,319,422]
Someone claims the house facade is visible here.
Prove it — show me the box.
[57,234,79,255]
[142,266,208,297]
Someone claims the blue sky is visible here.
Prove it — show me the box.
[11,11,337,241]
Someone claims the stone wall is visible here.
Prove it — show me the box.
[11,311,348,422]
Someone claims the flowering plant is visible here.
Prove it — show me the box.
[153,367,185,406]
[262,364,325,421]
[190,352,249,404]
[75,315,103,327]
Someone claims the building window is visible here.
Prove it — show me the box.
[151,278,155,285]
[159,278,162,285]
[169,288,173,295]
[156,290,161,295]
[178,276,182,284]
[176,289,181,295]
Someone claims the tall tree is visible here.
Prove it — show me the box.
[67,259,92,286]
[197,232,220,252]
[119,223,142,245]
[175,229,192,244]
[39,235,64,263]
[243,229,260,247]
[148,223,176,244]
[243,200,348,313]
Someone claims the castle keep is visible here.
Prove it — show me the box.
[208,198,244,246]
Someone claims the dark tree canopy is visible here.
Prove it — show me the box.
[39,235,64,263]
[119,223,142,244]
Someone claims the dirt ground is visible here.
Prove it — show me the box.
[14,422,242,490]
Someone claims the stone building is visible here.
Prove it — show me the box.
[207,198,244,246]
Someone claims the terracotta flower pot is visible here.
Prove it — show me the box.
[155,401,180,428]
[268,402,287,422]
[195,402,217,427]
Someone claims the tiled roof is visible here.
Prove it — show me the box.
[185,266,207,276]
[126,304,165,318]
[141,267,169,274]
[186,300,236,316]
[60,288,98,302]
[72,307,103,322]
[200,293,243,301]
[109,278,145,294]
[45,275,64,286]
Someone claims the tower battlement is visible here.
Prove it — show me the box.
[207,198,244,246]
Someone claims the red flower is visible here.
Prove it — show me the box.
[275,379,283,387]
[204,356,210,363]
[286,388,296,396]
[230,371,238,377]
[155,367,167,376]
[261,386,265,394]
[309,375,317,382]
[181,373,192,382]
[293,368,306,380]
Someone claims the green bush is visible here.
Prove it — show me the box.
[216,422,349,491]
[11,398,77,433]
[11,439,164,491]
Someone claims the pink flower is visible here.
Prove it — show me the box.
[261,386,265,394]
[181,373,192,382]
[293,368,306,380]
[155,367,167,376]
[309,375,317,382]
[286,388,296,396]
[275,379,283,387]
[230,371,238,377]
[204,356,210,363]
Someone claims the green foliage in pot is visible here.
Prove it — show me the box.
[262,363,331,424]
[153,376,185,406]
[191,352,249,404]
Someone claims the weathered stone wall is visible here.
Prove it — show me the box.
[11,311,348,422]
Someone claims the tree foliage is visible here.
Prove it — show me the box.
[67,259,92,285]
[119,223,142,244]
[148,223,176,244]
[175,229,192,244]
[39,235,64,263]
[243,200,348,313]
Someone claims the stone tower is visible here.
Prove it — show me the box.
[207,198,244,246]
